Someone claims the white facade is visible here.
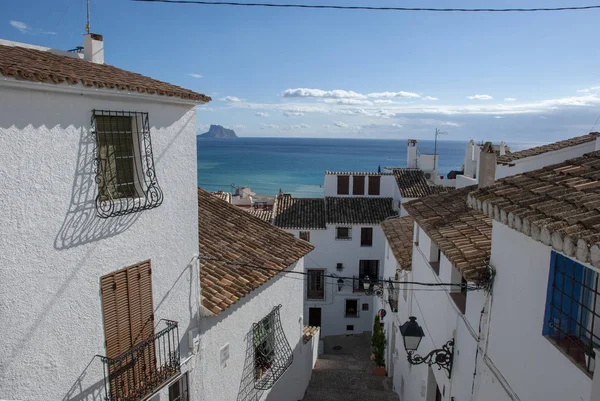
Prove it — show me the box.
[196,260,317,401]
[288,225,386,337]
[323,173,398,198]
[0,79,201,400]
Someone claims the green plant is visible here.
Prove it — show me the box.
[372,316,386,367]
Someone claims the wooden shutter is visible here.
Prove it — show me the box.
[368,176,381,195]
[337,176,349,195]
[353,176,365,195]
[361,227,373,246]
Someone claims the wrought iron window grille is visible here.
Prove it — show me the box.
[252,305,294,390]
[91,110,163,218]
[387,279,398,312]
[98,320,180,401]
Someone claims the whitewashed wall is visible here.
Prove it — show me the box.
[0,83,200,401]
[496,141,597,179]
[291,225,386,337]
[323,174,397,198]
[478,222,594,401]
[195,260,312,401]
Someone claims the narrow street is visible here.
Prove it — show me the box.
[302,333,400,401]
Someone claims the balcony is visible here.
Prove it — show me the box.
[100,320,180,401]
[353,276,382,293]
[307,289,325,300]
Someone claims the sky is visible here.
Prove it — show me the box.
[2,0,600,142]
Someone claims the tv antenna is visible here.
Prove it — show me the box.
[85,0,91,33]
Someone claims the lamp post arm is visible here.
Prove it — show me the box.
[407,340,454,378]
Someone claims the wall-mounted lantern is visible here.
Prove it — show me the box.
[336,263,344,272]
[399,316,454,378]
[337,278,344,292]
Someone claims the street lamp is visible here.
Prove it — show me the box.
[399,316,454,378]
[337,278,344,292]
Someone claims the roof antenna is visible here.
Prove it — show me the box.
[85,0,90,33]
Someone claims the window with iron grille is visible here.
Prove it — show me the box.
[92,110,163,218]
[253,305,293,390]
[169,372,189,401]
[336,227,352,240]
[345,299,359,318]
[307,269,325,300]
[387,279,398,312]
[299,231,310,242]
[543,251,600,375]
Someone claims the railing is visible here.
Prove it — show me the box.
[307,289,325,300]
[99,320,180,401]
[353,276,382,292]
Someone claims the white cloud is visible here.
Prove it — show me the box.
[468,94,493,100]
[374,100,394,105]
[367,91,420,99]
[282,88,366,99]
[187,73,203,78]
[504,97,517,101]
[9,20,55,35]
[494,116,502,119]
[260,123,309,131]
[334,121,348,128]
[233,124,246,130]
[423,96,439,101]
[391,123,403,129]
[255,112,270,117]
[324,99,374,106]
[220,96,242,102]
[577,86,600,93]
[197,124,210,132]
[283,111,305,117]
[443,122,461,127]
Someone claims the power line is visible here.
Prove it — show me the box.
[132,0,600,13]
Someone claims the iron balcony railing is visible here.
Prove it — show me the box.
[353,276,382,292]
[99,320,180,401]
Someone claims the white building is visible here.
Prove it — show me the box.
[456,133,600,188]
[196,188,318,401]
[468,150,600,401]
[0,37,210,401]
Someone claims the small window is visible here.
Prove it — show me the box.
[368,176,381,195]
[414,226,420,245]
[336,227,352,240]
[169,372,189,401]
[362,303,369,311]
[345,299,359,318]
[429,243,440,275]
[337,175,350,195]
[353,175,365,195]
[307,270,325,300]
[346,325,354,331]
[361,227,373,247]
[299,231,310,242]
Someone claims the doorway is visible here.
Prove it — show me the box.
[309,307,322,327]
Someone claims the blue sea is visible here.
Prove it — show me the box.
[196,138,525,197]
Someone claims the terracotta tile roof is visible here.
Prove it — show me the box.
[325,170,393,176]
[245,208,273,222]
[403,187,492,282]
[468,151,600,270]
[273,195,326,229]
[0,44,211,103]
[393,169,450,198]
[303,325,320,344]
[380,216,414,270]
[198,188,313,315]
[211,191,231,203]
[496,133,600,165]
[326,197,397,225]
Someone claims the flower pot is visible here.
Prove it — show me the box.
[374,366,387,376]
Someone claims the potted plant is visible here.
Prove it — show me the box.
[372,315,387,376]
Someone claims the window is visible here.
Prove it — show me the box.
[362,303,369,311]
[346,325,354,331]
[169,372,189,401]
[92,110,163,218]
[345,299,359,317]
[355,260,379,291]
[361,227,373,247]
[353,175,365,195]
[543,252,600,374]
[307,269,325,300]
[368,176,381,195]
[100,261,181,401]
[414,226,420,245]
[253,306,294,390]
[336,227,352,240]
[429,243,441,275]
[449,277,467,314]
[299,231,310,242]
[337,175,350,195]
[387,279,398,312]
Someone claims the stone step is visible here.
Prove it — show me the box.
[302,387,400,401]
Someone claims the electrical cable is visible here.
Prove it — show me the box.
[132,0,600,13]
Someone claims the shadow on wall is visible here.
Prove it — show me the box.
[54,126,139,250]
[237,329,266,401]
[62,356,106,401]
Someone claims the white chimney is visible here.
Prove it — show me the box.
[84,33,104,64]
[478,142,496,188]
[499,141,507,156]
[407,139,418,169]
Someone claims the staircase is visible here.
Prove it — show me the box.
[302,333,400,401]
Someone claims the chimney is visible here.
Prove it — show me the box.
[407,139,418,169]
[499,141,507,156]
[84,33,104,64]
[478,142,496,188]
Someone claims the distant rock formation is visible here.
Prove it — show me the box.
[198,124,238,138]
